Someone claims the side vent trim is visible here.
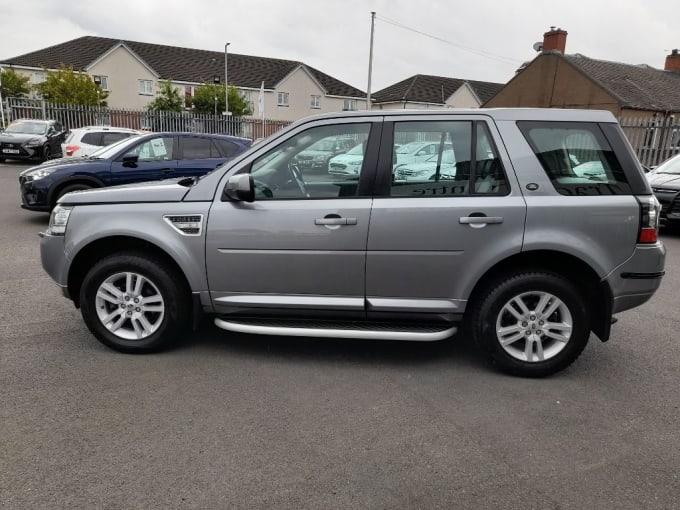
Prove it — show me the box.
[163,214,204,236]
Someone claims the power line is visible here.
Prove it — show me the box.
[376,15,523,67]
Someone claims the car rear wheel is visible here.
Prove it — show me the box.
[79,253,190,353]
[472,271,590,377]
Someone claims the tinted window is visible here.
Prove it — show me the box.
[102,132,133,145]
[81,133,102,145]
[518,121,631,196]
[391,121,508,197]
[216,139,239,157]
[183,137,219,159]
[249,123,371,200]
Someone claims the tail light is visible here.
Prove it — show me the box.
[637,195,660,243]
[65,144,80,156]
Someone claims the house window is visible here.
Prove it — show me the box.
[31,72,46,85]
[138,80,153,95]
[310,95,321,109]
[343,99,357,111]
[93,75,108,90]
[277,92,289,107]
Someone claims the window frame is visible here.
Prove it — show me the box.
[310,95,321,109]
[383,119,510,199]
[343,99,357,111]
[138,79,154,96]
[277,92,289,107]
[93,75,109,91]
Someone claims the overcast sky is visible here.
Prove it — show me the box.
[3,0,678,92]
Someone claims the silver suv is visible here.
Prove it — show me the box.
[40,109,665,377]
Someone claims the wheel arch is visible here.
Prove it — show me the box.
[466,250,613,342]
[67,236,191,309]
[48,176,105,209]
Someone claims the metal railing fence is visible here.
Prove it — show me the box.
[4,97,290,141]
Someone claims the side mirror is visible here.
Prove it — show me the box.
[224,173,254,202]
[122,154,139,166]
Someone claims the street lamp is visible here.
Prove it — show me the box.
[224,43,230,116]
[213,75,220,116]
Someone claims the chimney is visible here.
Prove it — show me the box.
[542,27,568,54]
[665,49,680,72]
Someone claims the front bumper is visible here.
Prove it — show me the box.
[1,143,41,160]
[39,231,71,299]
[19,176,51,211]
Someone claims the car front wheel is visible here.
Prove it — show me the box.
[79,253,190,353]
[472,271,590,377]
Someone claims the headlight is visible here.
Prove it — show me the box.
[23,168,55,181]
[313,154,326,161]
[47,205,72,235]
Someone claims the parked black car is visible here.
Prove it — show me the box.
[646,152,680,226]
[0,119,68,162]
[19,131,251,212]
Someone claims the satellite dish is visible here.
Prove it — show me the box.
[533,41,543,52]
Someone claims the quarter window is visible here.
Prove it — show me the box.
[518,121,631,196]
[391,121,508,198]
[277,92,289,106]
[249,123,371,200]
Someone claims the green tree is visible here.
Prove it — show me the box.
[191,82,252,116]
[146,80,184,112]
[34,65,108,106]
[0,68,31,98]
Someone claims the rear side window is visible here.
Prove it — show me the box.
[216,139,239,157]
[102,132,133,145]
[81,132,102,145]
[518,121,631,196]
[391,120,509,197]
[182,137,220,159]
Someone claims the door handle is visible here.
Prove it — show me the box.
[459,216,504,225]
[314,217,358,226]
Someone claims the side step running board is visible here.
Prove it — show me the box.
[214,319,457,342]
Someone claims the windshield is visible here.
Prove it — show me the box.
[5,121,48,135]
[90,134,143,159]
[654,154,680,174]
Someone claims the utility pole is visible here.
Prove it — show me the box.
[224,43,230,116]
[366,11,376,111]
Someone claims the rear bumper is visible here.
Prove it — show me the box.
[606,242,666,314]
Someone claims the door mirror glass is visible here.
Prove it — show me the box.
[224,173,254,202]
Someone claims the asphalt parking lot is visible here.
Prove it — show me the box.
[1,160,679,509]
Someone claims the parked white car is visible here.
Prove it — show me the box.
[394,141,451,168]
[328,143,364,176]
[394,150,457,181]
[61,126,143,158]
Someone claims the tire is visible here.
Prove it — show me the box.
[79,253,190,353]
[42,144,51,162]
[472,271,590,377]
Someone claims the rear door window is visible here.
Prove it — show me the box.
[518,121,631,195]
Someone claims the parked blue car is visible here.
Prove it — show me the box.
[19,132,251,212]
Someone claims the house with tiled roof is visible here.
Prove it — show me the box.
[485,28,680,119]
[371,74,504,110]
[0,36,367,121]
